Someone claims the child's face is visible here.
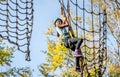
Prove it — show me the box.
[56,20,62,26]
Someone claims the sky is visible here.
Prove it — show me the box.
[9,0,61,77]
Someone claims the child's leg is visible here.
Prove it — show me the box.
[75,38,83,49]
[76,57,80,71]
[68,38,83,57]
[68,38,83,71]
[68,38,83,49]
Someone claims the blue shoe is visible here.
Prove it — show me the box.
[76,67,81,72]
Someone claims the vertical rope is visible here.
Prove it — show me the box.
[16,0,18,49]
[76,0,78,37]
[105,9,107,61]
[103,9,106,59]
[104,9,107,75]
[118,43,120,62]
[98,2,102,77]
[91,0,96,76]
[67,0,75,38]
[101,8,107,75]
[61,0,67,17]
[25,0,30,61]
[28,0,34,61]
[83,0,88,76]
[6,0,9,42]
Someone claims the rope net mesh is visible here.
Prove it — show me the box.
[0,0,34,61]
[59,0,109,76]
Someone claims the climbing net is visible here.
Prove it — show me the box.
[58,0,110,76]
[0,0,34,61]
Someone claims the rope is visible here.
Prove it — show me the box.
[70,0,103,15]
[82,0,88,76]
[67,0,75,38]
[91,0,97,76]
[0,0,34,61]
[75,0,78,37]
[58,0,108,76]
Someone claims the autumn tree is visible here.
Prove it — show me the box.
[0,37,33,77]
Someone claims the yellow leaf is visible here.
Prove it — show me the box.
[109,64,115,72]
[2,50,10,56]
